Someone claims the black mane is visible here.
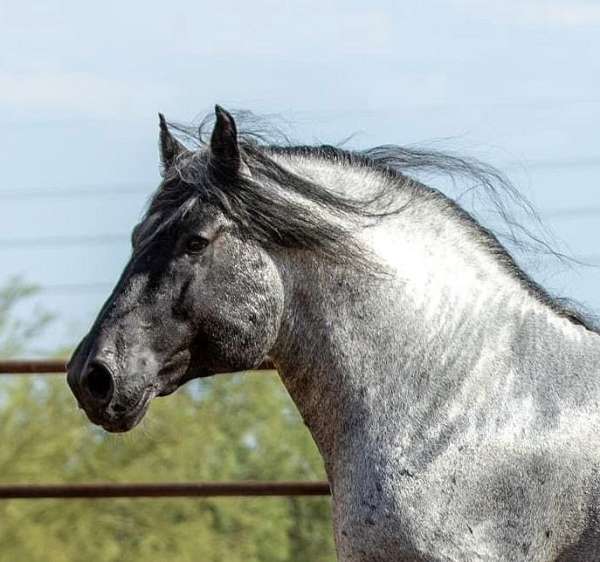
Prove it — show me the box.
[140,112,597,333]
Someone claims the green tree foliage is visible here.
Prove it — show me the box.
[0,277,53,357]
[0,280,336,562]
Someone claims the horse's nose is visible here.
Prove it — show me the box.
[81,361,115,405]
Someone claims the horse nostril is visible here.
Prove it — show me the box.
[83,362,115,404]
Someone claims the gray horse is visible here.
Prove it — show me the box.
[67,106,600,561]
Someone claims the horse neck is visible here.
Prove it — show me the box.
[268,159,598,474]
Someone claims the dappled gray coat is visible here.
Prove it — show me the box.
[68,106,600,561]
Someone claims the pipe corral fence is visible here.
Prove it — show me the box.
[0,359,330,500]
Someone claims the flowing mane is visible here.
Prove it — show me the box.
[136,111,597,333]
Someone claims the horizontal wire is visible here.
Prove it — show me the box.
[0,184,152,200]
[37,282,115,294]
[544,206,600,219]
[0,234,130,248]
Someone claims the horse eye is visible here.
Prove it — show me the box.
[185,236,210,254]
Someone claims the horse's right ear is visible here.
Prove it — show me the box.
[209,105,241,177]
[158,113,185,174]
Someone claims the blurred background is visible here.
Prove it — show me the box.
[0,1,598,560]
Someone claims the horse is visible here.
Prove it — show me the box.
[67,105,600,561]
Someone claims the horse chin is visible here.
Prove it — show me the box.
[91,389,155,433]
[109,407,151,432]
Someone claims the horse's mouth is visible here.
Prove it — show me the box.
[90,388,156,433]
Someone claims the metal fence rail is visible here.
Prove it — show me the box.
[0,359,273,374]
[0,482,331,499]
[0,359,325,501]
[0,359,68,374]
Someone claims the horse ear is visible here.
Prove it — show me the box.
[158,113,185,173]
[210,105,240,175]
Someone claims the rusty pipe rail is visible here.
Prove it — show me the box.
[0,359,274,374]
[0,359,68,374]
[0,481,331,499]
[0,361,325,502]
[0,363,327,502]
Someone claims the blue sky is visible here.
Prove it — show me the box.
[1,0,599,351]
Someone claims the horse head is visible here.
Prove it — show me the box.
[67,106,285,432]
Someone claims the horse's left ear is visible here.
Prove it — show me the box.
[158,113,186,174]
[210,105,241,175]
